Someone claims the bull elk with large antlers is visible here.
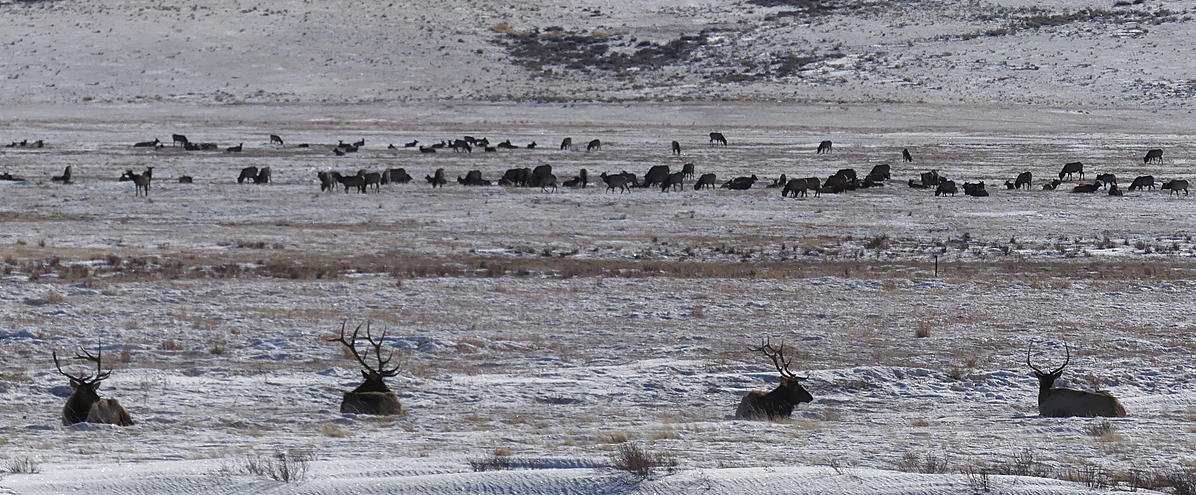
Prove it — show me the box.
[735,339,813,420]
[1027,343,1126,418]
[330,322,403,415]
[52,343,134,426]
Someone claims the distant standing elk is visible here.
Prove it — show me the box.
[902,148,913,162]
[1027,343,1126,418]
[709,132,727,146]
[560,137,573,150]
[330,322,403,416]
[1163,179,1190,196]
[172,134,188,147]
[816,140,833,154]
[671,140,681,155]
[53,343,134,426]
[132,167,152,196]
[681,162,695,179]
[270,134,284,146]
[1058,162,1084,181]
[735,339,813,420]
[1144,149,1163,164]
[693,173,717,190]
[238,167,259,184]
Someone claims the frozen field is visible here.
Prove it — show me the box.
[0,103,1194,493]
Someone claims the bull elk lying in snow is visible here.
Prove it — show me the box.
[1027,343,1126,418]
[53,343,134,426]
[735,339,813,420]
[330,322,403,415]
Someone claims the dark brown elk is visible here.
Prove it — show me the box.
[404,140,419,148]
[1095,173,1116,188]
[766,174,788,189]
[562,169,588,188]
[866,164,890,183]
[133,138,160,148]
[131,167,153,196]
[693,173,717,191]
[560,137,573,150]
[735,339,813,420]
[1163,179,1190,196]
[920,170,942,187]
[51,166,72,184]
[238,167,258,184]
[1144,149,1163,164]
[1041,179,1061,190]
[642,165,670,189]
[457,170,489,186]
[178,176,193,184]
[681,162,694,179]
[901,148,913,162]
[359,170,381,191]
[1128,175,1155,191]
[816,140,833,154]
[963,181,988,197]
[270,134,284,146]
[537,173,558,192]
[709,132,727,146]
[660,172,684,192]
[1071,183,1101,193]
[53,344,134,426]
[383,168,412,184]
[935,180,957,196]
[1027,343,1126,418]
[426,168,447,188]
[723,175,757,190]
[1108,184,1123,196]
[172,134,188,147]
[1014,171,1032,190]
[671,141,681,155]
[338,172,366,193]
[601,172,631,193]
[318,171,337,192]
[502,168,531,187]
[254,167,271,185]
[226,143,243,153]
[418,146,436,154]
[782,177,819,198]
[1058,162,1083,181]
[586,139,601,152]
[330,322,403,416]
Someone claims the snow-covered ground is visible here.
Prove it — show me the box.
[1,103,1195,493]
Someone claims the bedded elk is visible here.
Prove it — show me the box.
[404,140,419,148]
[735,339,813,420]
[238,167,259,184]
[178,176,193,184]
[1071,183,1101,193]
[586,139,601,152]
[709,132,728,146]
[1144,149,1163,164]
[766,175,788,189]
[1108,184,1123,196]
[133,138,160,148]
[816,140,833,154]
[53,344,134,426]
[963,181,989,197]
[1128,175,1156,191]
[1163,179,1190,196]
[382,168,412,184]
[457,170,489,186]
[693,173,717,191]
[1041,179,1062,190]
[902,148,913,162]
[1059,162,1084,181]
[562,169,588,188]
[1027,343,1125,418]
[867,164,891,181]
[672,141,681,155]
[226,143,243,153]
[330,322,403,415]
[723,175,757,190]
[51,166,72,184]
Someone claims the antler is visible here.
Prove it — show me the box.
[52,340,111,384]
[1026,341,1070,375]
[329,321,400,377]
[750,338,806,380]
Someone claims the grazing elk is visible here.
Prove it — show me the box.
[1014,171,1032,190]
[1128,175,1156,191]
[53,343,134,426]
[642,165,671,189]
[693,173,717,191]
[816,140,833,154]
[226,143,243,153]
[867,164,891,181]
[782,177,819,198]
[671,140,681,155]
[1144,149,1163,164]
[1027,343,1126,418]
[660,172,685,192]
[270,134,284,146]
[51,166,72,184]
[1095,173,1117,188]
[681,162,695,179]
[238,167,259,184]
[253,167,271,185]
[735,339,813,420]
[1059,162,1084,181]
[587,139,601,152]
[172,134,188,147]
[709,132,728,146]
[133,138,160,148]
[426,168,447,188]
[330,322,403,415]
[935,180,957,197]
[963,181,989,197]
[318,171,337,192]
[560,137,573,150]
[902,148,913,162]
[601,172,632,193]
[1163,179,1190,196]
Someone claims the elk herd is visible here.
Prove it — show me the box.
[48,326,1124,428]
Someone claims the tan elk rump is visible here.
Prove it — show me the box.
[1027,343,1126,418]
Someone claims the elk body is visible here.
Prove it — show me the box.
[53,345,133,426]
[330,323,403,416]
[1027,343,1126,418]
[735,339,813,420]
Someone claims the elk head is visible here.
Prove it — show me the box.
[53,342,127,426]
[1026,341,1068,392]
[735,338,813,420]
